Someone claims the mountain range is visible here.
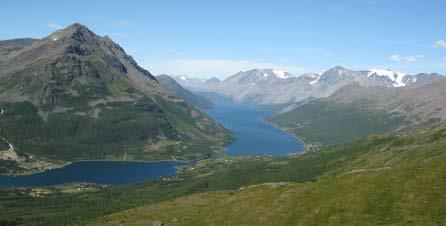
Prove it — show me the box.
[176,67,443,106]
[0,23,230,164]
[174,67,445,146]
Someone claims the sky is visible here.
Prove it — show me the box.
[1,0,445,79]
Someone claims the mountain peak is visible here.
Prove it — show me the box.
[248,68,293,79]
[66,22,88,30]
[47,23,96,43]
[331,66,347,71]
[320,66,350,77]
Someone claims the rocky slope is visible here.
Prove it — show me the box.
[0,23,231,162]
[156,74,213,110]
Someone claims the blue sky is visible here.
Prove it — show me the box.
[1,0,445,78]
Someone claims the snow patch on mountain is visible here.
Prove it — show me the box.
[309,74,321,85]
[367,69,407,87]
[273,69,290,79]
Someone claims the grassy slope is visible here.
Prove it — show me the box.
[269,99,409,146]
[1,122,442,225]
[96,122,446,226]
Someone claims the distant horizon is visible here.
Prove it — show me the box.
[1,0,445,78]
[165,65,435,80]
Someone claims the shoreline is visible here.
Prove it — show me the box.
[260,117,310,153]
[0,158,202,177]
[1,100,308,181]
[262,116,322,153]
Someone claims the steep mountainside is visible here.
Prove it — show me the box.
[156,74,213,110]
[0,23,231,163]
[177,67,443,106]
[270,79,446,146]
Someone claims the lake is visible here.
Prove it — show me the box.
[208,98,305,156]
[0,98,304,188]
[0,161,184,188]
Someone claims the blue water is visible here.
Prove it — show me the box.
[0,161,184,188]
[0,98,304,188]
[208,98,305,156]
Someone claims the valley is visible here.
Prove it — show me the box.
[1,121,444,225]
[0,6,444,225]
[0,97,304,187]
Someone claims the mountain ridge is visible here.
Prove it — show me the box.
[156,74,213,110]
[176,66,444,106]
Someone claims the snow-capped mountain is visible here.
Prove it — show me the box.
[226,69,294,84]
[174,66,444,106]
[366,69,407,87]
[308,66,442,89]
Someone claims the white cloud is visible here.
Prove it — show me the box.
[389,54,424,62]
[118,20,133,27]
[46,23,63,29]
[434,40,446,48]
[147,59,306,79]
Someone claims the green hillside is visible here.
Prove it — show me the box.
[269,82,446,147]
[1,122,444,225]
[97,122,445,225]
[269,99,409,146]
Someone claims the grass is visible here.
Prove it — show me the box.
[0,122,444,225]
[269,99,409,146]
[96,123,446,225]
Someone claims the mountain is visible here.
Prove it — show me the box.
[0,23,231,164]
[156,74,213,110]
[269,78,446,146]
[178,66,443,106]
[173,75,209,89]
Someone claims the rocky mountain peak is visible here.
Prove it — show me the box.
[47,23,96,43]
[322,66,350,75]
